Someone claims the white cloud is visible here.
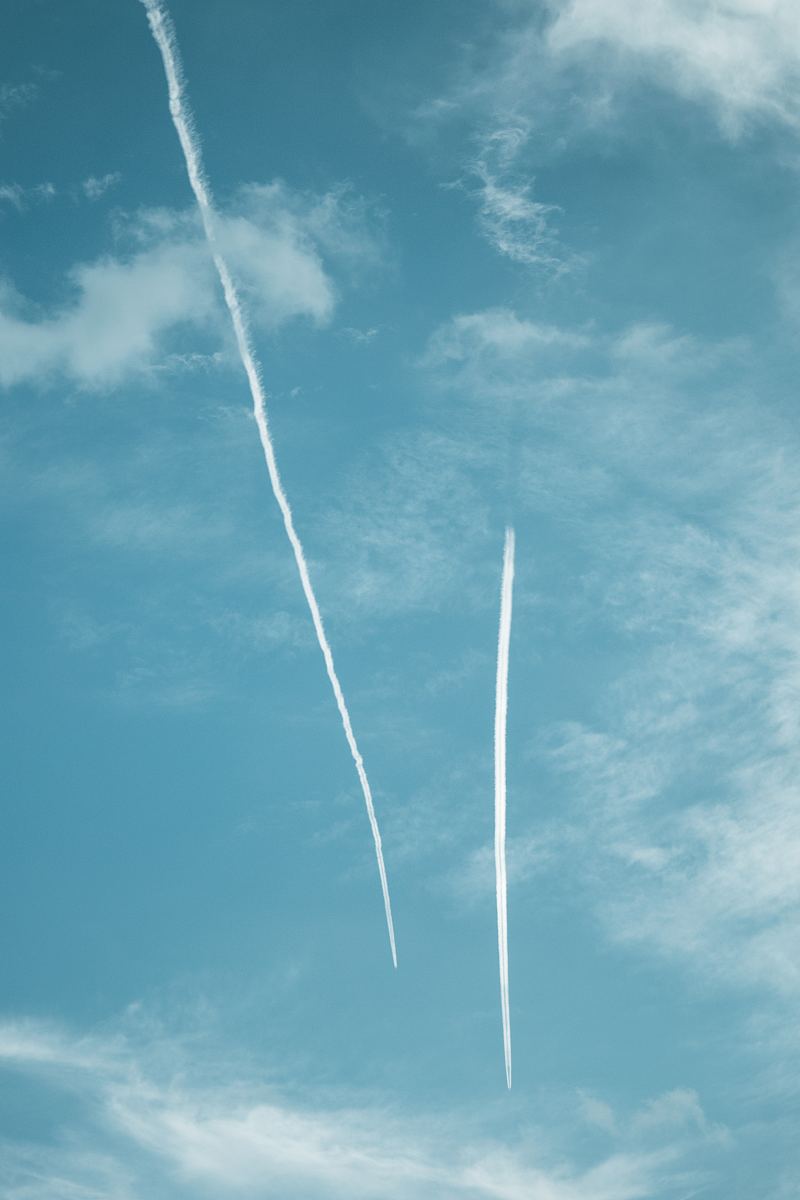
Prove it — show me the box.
[114,661,216,710]
[420,1,800,154]
[600,764,800,994]
[0,181,381,389]
[536,444,800,996]
[546,0,800,133]
[234,181,385,320]
[0,80,39,126]
[630,1089,729,1146]
[209,608,311,653]
[609,321,741,375]
[218,211,334,328]
[341,326,379,344]
[417,304,800,1017]
[0,404,310,711]
[475,170,560,267]
[148,348,226,374]
[0,1020,714,1200]
[540,526,800,996]
[423,308,589,367]
[319,426,496,617]
[467,126,571,272]
[446,832,557,902]
[89,498,232,553]
[578,1092,617,1134]
[82,172,122,200]
[0,239,215,387]
[0,180,56,210]
[318,311,674,626]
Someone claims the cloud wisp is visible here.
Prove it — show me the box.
[468,125,572,274]
[494,526,515,1089]
[0,1017,717,1200]
[418,303,800,1029]
[140,0,397,966]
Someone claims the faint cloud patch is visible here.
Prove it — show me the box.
[148,349,227,375]
[58,604,129,652]
[446,831,557,904]
[424,649,489,697]
[0,80,39,128]
[115,662,215,710]
[210,609,311,655]
[89,501,232,556]
[578,1091,618,1135]
[419,300,800,1025]
[341,325,380,345]
[423,307,590,369]
[630,1089,730,1147]
[0,180,56,210]
[82,171,122,200]
[0,1017,719,1200]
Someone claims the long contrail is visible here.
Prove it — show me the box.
[140,0,397,968]
[494,527,515,1088]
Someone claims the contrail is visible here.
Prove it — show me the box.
[140,0,397,968]
[494,526,515,1088]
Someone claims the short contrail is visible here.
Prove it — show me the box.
[494,527,515,1088]
[140,0,397,968]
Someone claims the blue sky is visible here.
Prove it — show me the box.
[2,1,800,1195]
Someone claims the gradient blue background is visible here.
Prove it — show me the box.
[1,2,799,1196]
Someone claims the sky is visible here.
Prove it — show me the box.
[2,0,800,1195]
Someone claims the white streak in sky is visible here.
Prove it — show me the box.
[494,527,515,1088]
[140,0,397,967]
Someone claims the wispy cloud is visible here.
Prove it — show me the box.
[82,171,122,200]
[446,831,558,905]
[546,0,800,135]
[0,180,55,210]
[1,173,121,213]
[417,303,800,1035]
[318,426,495,618]
[1,403,312,714]
[0,79,39,128]
[468,126,572,272]
[341,325,380,345]
[113,661,215,710]
[0,1018,719,1200]
[422,307,590,370]
[412,0,800,173]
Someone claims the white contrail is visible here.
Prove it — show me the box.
[494,526,515,1088]
[140,0,397,968]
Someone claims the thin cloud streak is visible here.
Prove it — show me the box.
[494,526,515,1089]
[0,1019,711,1200]
[140,0,397,966]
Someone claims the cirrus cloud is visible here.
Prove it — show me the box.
[0,1017,720,1200]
